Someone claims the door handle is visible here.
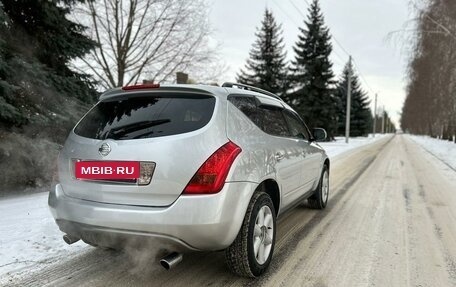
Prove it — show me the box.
[275,152,284,161]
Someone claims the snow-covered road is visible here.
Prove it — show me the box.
[0,133,401,283]
[3,134,456,287]
[0,193,87,277]
[0,134,389,279]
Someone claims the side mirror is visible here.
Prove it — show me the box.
[312,128,327,142]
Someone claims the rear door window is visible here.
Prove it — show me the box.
[74,94,215,140]
[260,107,291,137]
[283,110,310,140]
[227,95,263,127]
[228,95,291,137]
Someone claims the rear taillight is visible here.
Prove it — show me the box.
[183,141,242,195]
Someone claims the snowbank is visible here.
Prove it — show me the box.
[407,135,456,171]
[319,134,390,159]
[0,192,87,278]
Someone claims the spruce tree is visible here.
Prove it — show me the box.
[2,0,96,102]
[237,9,288,98]
[289,0,337,139]
[0,0,96,130]
[335,61,372,137]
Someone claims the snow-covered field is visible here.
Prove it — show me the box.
[408,135,456,171]
[0,134,391,279]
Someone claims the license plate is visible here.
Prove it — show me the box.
[75,161,140,180]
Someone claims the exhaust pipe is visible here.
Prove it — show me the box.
[63,234,80,245]
[160,252,183,270]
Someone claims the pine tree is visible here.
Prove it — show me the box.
[289,0,337,139]
[0,0,96,129]
[374,111,395,134]
[0,4,21,125]
[237,9,288,98]
[335,61,372,137]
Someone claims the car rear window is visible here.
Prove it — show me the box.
[74,94,215,140]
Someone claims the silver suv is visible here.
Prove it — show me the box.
[48,82,330,277]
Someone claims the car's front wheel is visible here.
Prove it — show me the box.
[225,191,276,277]
[308,165,329,209]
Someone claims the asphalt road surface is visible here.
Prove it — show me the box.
[6,135,456,287]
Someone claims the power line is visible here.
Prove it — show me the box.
[271,0,300,27]
[277,0,346,65]
[285,0,349,65]
[287,0,377,99]
[288,0,306,18]
[332,37,351,58]
[289,0,351,58]
[274,0,381,109]
[332,48,347,65]
[352,59,375,95]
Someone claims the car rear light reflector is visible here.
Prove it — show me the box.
[138,162,156,185]
[183,141,242,195]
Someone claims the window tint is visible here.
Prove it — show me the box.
[261,107,291,137]
[283,110,310,140]
[228,95,291,137]
[74,94,215,140]
[228,95,262,127]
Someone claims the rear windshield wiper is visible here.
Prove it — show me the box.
[105,119,170,139]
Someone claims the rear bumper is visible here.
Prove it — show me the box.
[48,182,256,252]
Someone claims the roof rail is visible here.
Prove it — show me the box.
[222,82,283,101]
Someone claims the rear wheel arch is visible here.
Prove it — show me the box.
[257,179,280,215]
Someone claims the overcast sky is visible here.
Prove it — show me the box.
[209,0,413,126]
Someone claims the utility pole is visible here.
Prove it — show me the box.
[345,56,352,144]
[381,106,385,134]
[373,93,377,137]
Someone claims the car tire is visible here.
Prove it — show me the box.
[308,165,329,209]
[225,191,276,278]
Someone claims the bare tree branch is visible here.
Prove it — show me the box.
[72,0,219,88]
[402,0,456,139]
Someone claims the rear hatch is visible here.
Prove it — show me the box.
[58,88,228,207]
